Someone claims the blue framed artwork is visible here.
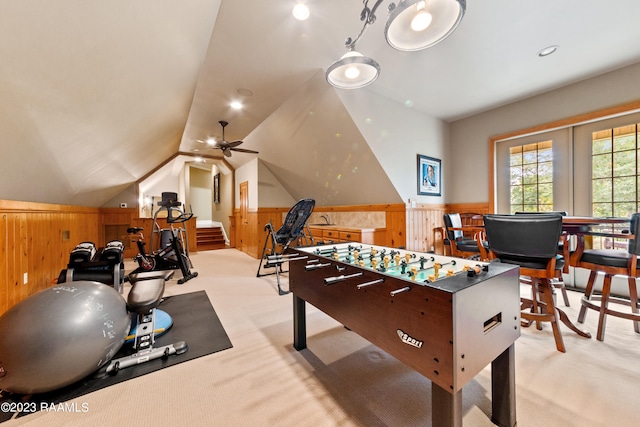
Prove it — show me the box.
[417,154,441,196]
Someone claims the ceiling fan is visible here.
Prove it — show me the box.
[197,120,259,158]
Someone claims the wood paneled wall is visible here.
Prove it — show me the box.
[233,204,408,259]
[1,200,101,316]
[0,200,197,316]
[405,202,490,254]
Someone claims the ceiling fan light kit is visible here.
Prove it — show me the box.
[326,0,466,89]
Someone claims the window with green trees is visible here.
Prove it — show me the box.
[509,141,553,213]
[589,124,639,250]
[592,124,640,217]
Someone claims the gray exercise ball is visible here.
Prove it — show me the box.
[0,281,130,394]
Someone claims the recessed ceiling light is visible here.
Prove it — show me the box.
[230,101,243,110]
[237,88,254,97]
[292,3,309,21]
[537,45,559,57]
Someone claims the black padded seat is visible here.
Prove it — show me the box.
[498,254,565,271]
[579,249,633,268]
[484,213,591,352]
[127,277,165,314]
[575,212,640,341]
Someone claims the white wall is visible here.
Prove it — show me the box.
[339,88,449,204]
[190,166,212,221]
[138,159,180,212]
[257,160,296,208]
[449,62,640,204]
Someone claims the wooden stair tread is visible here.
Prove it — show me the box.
[196,227,226,250]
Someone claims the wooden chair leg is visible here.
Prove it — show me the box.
[628,277,640,334]
[531,278,543,330]
[553,277,571,307]
[538,279,566,353]
[578,271,598,323]
[596,275,612,341]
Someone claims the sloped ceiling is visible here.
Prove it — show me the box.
[245,71,401,206]
[0,0,221,206]
[3,1,640,207]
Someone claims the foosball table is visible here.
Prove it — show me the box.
[287,242,520,427]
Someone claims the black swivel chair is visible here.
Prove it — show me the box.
[257,198,315,295]
[484,213,591,353]
[515,211,571,306]
[574,212,640,341]
[443,213,488,259]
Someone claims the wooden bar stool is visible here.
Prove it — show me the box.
[442,213,488,260]
[484,213,591,352]
[573,213,640,341]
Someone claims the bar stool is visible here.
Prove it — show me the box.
[574,213,640,341]
[484,213,591,352]
[515,211,571,307]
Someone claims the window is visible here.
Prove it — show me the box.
[591,124,639,217]
[509,140,553,213]
[590,123,639,250]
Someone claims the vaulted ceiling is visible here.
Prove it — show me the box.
[3,1,640,206]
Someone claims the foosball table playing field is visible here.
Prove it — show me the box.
[287,242,521,427]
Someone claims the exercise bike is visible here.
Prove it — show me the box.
[129,193,198,284]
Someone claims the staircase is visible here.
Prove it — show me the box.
[196,227,226,250]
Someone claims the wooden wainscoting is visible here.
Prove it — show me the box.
[0,200,199,316]
[233,204,407,259]
[405,204,447,252]
[0,200,101,316]
[411,202,491,255]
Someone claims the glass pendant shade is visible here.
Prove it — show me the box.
[326,50,381,89]
[385,0,465,52]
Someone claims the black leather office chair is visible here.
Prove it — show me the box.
[484,213,591,352]
[574,212,640,341]
[442,213,487,259]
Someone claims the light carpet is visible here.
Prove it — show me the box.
[4,248,640,427]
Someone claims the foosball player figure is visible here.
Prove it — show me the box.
[409,266,417,281]
[419,256,427,270]
[434,262,441,278]
[400,260,407,274]
[384,255,390,270]
[371,258,378,271]
[394,254,401,266]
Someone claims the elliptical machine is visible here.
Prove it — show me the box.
[129,192,198,284]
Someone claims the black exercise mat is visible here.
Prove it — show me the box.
[0,290,232,422]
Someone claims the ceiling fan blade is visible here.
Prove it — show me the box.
[225,140,243,148]
[222,147,232,157]
[230,147,259,154]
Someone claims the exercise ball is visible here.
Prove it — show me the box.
[0,281,130,394]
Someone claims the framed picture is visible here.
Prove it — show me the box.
[213,173,220,203]
[417,155,441,196]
